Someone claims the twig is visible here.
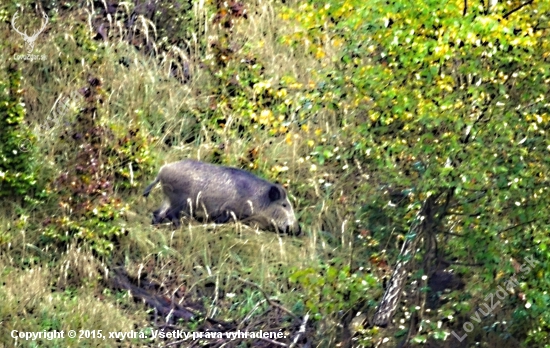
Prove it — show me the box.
[440,231,465,237]
[503,0,535,18]
[241,299,267,326]
[260,337,288,347]
[444,261,485,267]
[235,277,298,319]
[499,218,546,234]
[290,313,309,348]
[434,189,454,227]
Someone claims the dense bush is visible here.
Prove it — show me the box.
[0,65,37,199]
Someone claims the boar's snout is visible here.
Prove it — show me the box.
[265,185,301,236]
[286,224,301,236]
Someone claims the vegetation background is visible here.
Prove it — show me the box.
[0,0,549,347]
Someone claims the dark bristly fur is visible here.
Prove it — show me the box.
[144,160,301,235]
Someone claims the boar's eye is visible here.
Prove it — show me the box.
[282,203,288,208]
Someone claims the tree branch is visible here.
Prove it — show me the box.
[235,277,297,319]
[499,218,548,234]
[434,189,454,227]
[503,0,535,18]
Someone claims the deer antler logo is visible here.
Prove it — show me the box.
[11,11,49,53]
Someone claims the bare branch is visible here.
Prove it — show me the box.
[503,0,535,18]
[260,337,288,347]
[235,277,298,319]
[290,313,309,348]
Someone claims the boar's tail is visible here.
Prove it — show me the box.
[143,177,160,197]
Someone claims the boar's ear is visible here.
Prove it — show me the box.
[268,185,285,201]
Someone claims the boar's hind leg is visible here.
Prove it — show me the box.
[213,210,232,224]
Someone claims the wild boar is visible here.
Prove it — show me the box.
[143,160,301,235]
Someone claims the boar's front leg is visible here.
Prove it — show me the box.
[152,208,162,224]
[165,207,182,227]
[152,202,169,224]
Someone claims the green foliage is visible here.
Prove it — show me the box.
[281,0,550,344]
[41,78,154,256]
[289,262,376,320]
[185,0,298,160]
[0,65,37,198]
